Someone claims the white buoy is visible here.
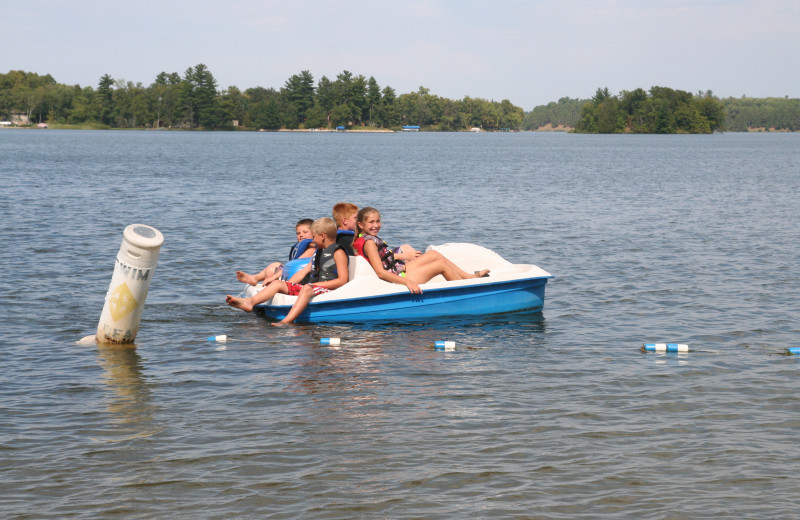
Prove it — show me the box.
[208,335,228,342]
[96,224,164,344]
[320,337,341,346]
[643,343,688,352]
[435,341,456,351]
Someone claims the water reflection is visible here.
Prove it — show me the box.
[284,312,547,420]
[287,328,388,399]
[95,344,161,440]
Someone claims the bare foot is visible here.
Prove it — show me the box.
[236,271,259,285]
[225,294,254,312]
[473,269,490,278]
[271,321,291,327]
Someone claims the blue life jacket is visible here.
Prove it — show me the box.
[289,238,314,261]
[283,257,312,281]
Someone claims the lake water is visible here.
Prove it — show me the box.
[1,129,799,519]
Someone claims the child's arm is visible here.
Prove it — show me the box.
[362,240,421,294]
[311,249,349,290]
[394,245,421,261]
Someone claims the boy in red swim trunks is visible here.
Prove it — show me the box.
[225,217,349,325]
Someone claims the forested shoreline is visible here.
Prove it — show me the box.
[523,89,800,133]
[0,66,523,132]
[2,66,798,133]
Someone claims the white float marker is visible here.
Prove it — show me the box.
[643,343,688,352]
[95,224,164,345]
[208,335,228,342]
[320,338,341,346]
[434,341,456,351]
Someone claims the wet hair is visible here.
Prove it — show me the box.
[355,207,380,235]
[296,218,314,229]
[311,217,337,239]
[332,202,358,227]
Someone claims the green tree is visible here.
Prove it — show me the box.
[253,98,281,129]
[499,99,524,130]
[193,64,221,128]
[330,103,352,127]
[366,76,381,125]
[178,64,222,128]
[151,72,181,127]
[376,86,398,127]
[283,70,315,125]
[219,86,246,127]
[316,76,335,112]
[68,85,97,123]
[97,74,115,125]
[304,102,328,128]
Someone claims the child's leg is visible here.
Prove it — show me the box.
[226,280,288,312]
[272,284,315,326]
[236,262,282,285]
[405,251,489,283]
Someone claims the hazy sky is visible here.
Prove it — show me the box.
[4,0,798,109]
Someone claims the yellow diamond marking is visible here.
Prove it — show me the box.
[109,282,138,321]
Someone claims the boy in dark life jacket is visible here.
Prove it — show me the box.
[332,202,358,256]
[226,217,349,325]
[235,218,316,286]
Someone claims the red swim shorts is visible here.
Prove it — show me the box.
[285,282,330,296]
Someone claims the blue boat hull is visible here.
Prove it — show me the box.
[256,277,548,323]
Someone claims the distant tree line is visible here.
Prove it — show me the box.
[722,97,800,131]
[523,88,800,133]
[521,97,585,130]
[0,66,524,131]
[573,87,725,134]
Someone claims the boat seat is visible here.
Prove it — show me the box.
[348,255,379,281]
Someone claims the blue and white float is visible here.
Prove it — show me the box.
[643,343,689,352]
[238,243,552,323]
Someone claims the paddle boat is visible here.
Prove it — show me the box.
[240,243,552,323]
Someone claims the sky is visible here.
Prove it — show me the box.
[3,0,799,110]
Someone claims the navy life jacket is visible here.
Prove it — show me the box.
[336,229,356,256]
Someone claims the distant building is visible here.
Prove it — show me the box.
[11,114,30,125]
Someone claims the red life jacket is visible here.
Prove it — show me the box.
[353,233,405,275]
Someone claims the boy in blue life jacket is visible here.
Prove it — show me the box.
[226,217,349,325]
[235,218,316,286]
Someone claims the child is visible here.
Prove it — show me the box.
[353,207,489,294]
[226,217,349,325]
[332,202,359,256]
[333,202,420,260]
[236,218,316,286]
